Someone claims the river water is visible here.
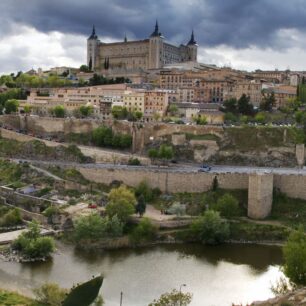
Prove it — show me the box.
[0,243,284,306]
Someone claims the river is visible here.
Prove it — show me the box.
[0,243,284,306]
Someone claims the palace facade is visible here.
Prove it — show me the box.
[87,21,198,73]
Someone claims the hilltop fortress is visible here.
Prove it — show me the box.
[87,21,198,73]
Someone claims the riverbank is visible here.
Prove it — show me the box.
[0,289,41,306]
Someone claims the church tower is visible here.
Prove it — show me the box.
[87,25,99,70]
[149,21,164,69]
[187,30,198,62]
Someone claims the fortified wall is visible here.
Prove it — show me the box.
[75,166,306,219]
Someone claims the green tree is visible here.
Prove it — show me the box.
[112,106,128,119]
[92,126,113,147]
[52,105,66,118]
[135,195,146,217]
[149,289,192,306]
[223,98,237,113]
[148,148,159,162]
[255,112,267,124]
[224,112,238,123]
[79,105,93,117]
[169,104,178,116]
[135,181,153,202]
[158,144,174,161]
[130,218,157,244]
[4,99,19,114]
[23,104,32,114]
[34,283,68,306]
[0,208,22,227]
[238,94,254,115]
[191,210,230,245]
[106,186,136,222]
[79,65,91,73]
[283,226,306,285]
[213,193,239,218]
[261,91,276,111]
[212,176,219,192]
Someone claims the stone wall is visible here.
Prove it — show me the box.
[76,167,249,193]
[274,173,306,200]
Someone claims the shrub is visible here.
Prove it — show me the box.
[167,202,186,217]
[128,158,141,166]
[0,208,22,227]
[12,221,55,259]
[34,283,68,306]
[191,210,230,245]
[74,214,123,243]
[43,206,60,218]
[213,193,239,218]
[130,218,158,244]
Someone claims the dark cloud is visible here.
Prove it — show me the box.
[0,0,306,49]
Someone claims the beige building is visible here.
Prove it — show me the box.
[87,22,198,73]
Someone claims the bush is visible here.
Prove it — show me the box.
[34,283,68,306]
[0,208,22,227]
[128,158,141,166]
[43,206,60,218]
[12,221,55,259]
[130,218,158,244]
[167,202,186,217]
[74,214,123,243]
[213,193,239,218]
[191,210,230,245]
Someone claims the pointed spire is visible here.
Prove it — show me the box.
[124,33,127,43]
[187,29,197,45]
[150,20,161,37]
[89,24,98,40]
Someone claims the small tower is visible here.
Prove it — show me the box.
[187,30,198,62]
[87,25,99,70]
[124,33,127,43]
[149,20,164,69]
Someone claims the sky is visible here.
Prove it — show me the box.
[1,0,306,74]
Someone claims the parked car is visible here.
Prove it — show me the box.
[198,165,212,173]
[88,204,98,209]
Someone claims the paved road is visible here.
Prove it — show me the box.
[12,159,306,175]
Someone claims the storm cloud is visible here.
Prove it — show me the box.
[1,0,306,73]
[1,0,306,48]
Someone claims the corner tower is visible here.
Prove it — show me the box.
[187,30,198,62]
[149,21,164,69]
[87,25,99,70]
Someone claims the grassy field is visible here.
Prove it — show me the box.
[0,289,43,306]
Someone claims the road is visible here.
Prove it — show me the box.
[12,159,306,175]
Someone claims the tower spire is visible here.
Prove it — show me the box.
[89,25,98,40]
[150,20,161,37]
[124,33,127,43]
[187,29,197,45]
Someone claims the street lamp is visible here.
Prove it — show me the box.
[179,284,186,306]
[119,291,123,306]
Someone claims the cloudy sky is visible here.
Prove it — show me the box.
[1,0,306,74]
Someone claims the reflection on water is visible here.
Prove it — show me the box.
[0,243,284,306]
